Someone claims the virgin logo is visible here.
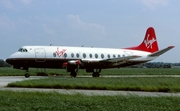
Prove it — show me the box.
[54,48,67,57]
[144,34,156,49]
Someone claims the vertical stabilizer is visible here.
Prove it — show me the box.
[124,27,159,53]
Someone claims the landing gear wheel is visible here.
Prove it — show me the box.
[70,71,77,77]
[92,72,100,77]
[25,73,30,78]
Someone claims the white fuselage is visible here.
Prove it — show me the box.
[6,46,157,70]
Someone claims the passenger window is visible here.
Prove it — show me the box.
[64,53,67,57]
[101,54,104,59]
[76,53,80,58]
[107,54,110,58]
[83,53,86,58]
[89,54,92,58]
[113,54,116,58]
[95,54,98,58]
[71,53,74,58]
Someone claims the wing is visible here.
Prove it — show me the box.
[99,55,141,63]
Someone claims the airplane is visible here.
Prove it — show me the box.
[6,27,174,78]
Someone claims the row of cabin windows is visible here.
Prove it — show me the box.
[64,53,124,59]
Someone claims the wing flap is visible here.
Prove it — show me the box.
[99,55,141,63]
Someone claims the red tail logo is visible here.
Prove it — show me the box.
[144,34,157,49]
[124,27,159,53]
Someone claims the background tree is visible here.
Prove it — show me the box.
[0,59,11,67]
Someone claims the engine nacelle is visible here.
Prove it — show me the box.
[62,60,81,72]
[68,60,80,65]
[62,60,81,67]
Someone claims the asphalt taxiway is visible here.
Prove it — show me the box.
[1,76,180,97]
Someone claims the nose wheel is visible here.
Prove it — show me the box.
[25,73,30,78]
[24,67,30,78]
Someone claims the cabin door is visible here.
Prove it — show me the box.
[35,48,46,62]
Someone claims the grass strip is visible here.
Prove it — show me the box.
[7,77,180,92]
[1,67,180,76]
[0,90,180,111]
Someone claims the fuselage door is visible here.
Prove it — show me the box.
[35,48,46,62]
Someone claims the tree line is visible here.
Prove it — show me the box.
[0,59,11,67]
[131,62,180,68]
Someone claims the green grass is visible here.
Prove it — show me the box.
[7,77,180,92]
[3,67,180,110]
[0,67,67,76]
[1,67,180,76]
[0,90,180,111]
[101,68,180,75]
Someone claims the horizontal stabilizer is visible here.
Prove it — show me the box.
[148,46,175,57]
[100,55,141,63]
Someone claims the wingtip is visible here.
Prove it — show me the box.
[168,46,175,48]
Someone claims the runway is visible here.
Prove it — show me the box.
[1,76,180,97]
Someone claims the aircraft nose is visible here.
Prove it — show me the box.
[6,52,20,65]
[6,58,15,65]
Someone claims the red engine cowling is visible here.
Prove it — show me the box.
[63,60,81,72]
[63,60,81,67]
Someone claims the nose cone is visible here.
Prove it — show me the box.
[6,57,17,65]
[6,52,21,65]
[6,58,14,65]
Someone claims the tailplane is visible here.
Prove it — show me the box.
[124,27,159,53]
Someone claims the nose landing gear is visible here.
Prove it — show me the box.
[25,72,30,78]
[24,67,30,78]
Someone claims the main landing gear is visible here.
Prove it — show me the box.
[70,71,77,77]
[70,68,78,77]
[92,69,101,77]
[70,69,101,78]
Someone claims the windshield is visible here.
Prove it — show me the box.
[18,48,28,52]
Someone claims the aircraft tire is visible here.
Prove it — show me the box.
[25,73,30,78]
[92,72,100,77]
[70,72,77,77]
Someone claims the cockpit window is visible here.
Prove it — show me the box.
[18,48,23,52]
[23,49,28,52]
[18,48,28,52]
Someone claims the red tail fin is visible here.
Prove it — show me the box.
[124,27,159,53]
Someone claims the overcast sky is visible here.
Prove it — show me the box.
[0,0,179,63]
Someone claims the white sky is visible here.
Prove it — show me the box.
[0,0,179,63]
